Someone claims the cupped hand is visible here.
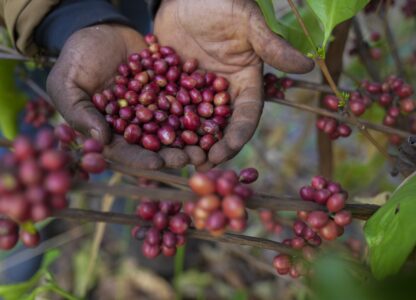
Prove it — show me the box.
[155,0,314,169]
[47,24,190,169]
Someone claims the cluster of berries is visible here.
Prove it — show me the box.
[0,125,106,250]
[263,73,295,99]
[24,98,55,128]
[273,176,352,277]
[92,34,232,153]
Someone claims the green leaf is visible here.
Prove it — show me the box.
[364,172,416,279]
[0,250,61,300]
[280,6,323,54]
[0,60,27,139]
[255,0,287,38]
[305,0,370,47]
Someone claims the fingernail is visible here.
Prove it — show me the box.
[90,128,100,140]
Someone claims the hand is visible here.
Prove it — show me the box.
[47,24,190,169]
[155,0,314,169]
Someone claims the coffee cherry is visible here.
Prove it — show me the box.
[334,210,352,226]
[349,100,366,116]
[169,213,191,234]
[326,193,346,212]
[323,95,339,111]
[306,211,329,229]
[222,195,245,219]
[299,186,315,201]
[80,153,106,174]
[239,168,259,184]
[319,220,339,241]
[20,230,40,248]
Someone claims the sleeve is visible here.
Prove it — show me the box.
[34,0,133,56]
[0,0,61,56]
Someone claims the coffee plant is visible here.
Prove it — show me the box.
[0,0,416,299]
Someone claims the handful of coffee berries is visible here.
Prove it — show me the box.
[92,34,232,152]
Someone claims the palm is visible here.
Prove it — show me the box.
[155,0,313,166]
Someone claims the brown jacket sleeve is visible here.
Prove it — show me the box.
[0,0,60,55]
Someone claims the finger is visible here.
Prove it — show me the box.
[184,146,206,166]
[46,71,111,144]
[104,135,164,170]
[209,86,263,164]
[248,8,314,73]
[159,148,189,169]
[196,161,215,172]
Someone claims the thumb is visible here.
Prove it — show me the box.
[47,73,111,144]
[248,7,314,74]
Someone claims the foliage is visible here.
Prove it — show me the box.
[0,250,80,300]
[364,172,416,279]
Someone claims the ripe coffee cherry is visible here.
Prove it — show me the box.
[169,213,191,234]
[213,76,229,92]
[334,210,352,226]
[141,134,161,151]
[273,254,291,271]
[299,186,315,201]
[293,220,307,236]
[83,139,104,153]
[337,124,352,137]
[400,98,415,113]
[157,126,176,145]
[311,176,327,189]
[323,118,337,134]
[314,189,331,205]
[206,211,227,231]
[13,137,35,160]
[319,220,339,241]
[222,195,245,219]
[379,93,392,107]
[80,153,106,174]
[183,111,201,131]
[326,193,346,212]
[145,227,161,245]
[162,231,177,248]
[182,58,198,74]
[306,211,329,229]
[349,100,366,116]
[239,168,259,184]
[323,95,339,111]
[142,242,161,259]
[44,171,71,195]
[124,124,142,144]
[397,84,413,98]
[20,230,40,248]
[138,202,159,220]
[199,134,216,151]
[181,130,199,145]
[291,237,306,249]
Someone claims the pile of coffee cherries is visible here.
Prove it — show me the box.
[132,179,190,259]
[263,73,294,99]
[185,168,258,236]
[91,34,232,152]
[0,125,106,249]
[273,176,352,277]
[24,98,55,128]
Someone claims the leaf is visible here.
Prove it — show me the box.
[255,0,287,38]
[364,172,416,279]
[280,6,323,54]
[305,0,370,47]
[0,60,27,139]
[0,250,60,300]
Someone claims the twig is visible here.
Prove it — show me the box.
[109,163,189,188]
[72,181,379,219]
[267,97,410,138]
[0,53,28,61]
[54,208,298,255]
[0,45,20,55]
